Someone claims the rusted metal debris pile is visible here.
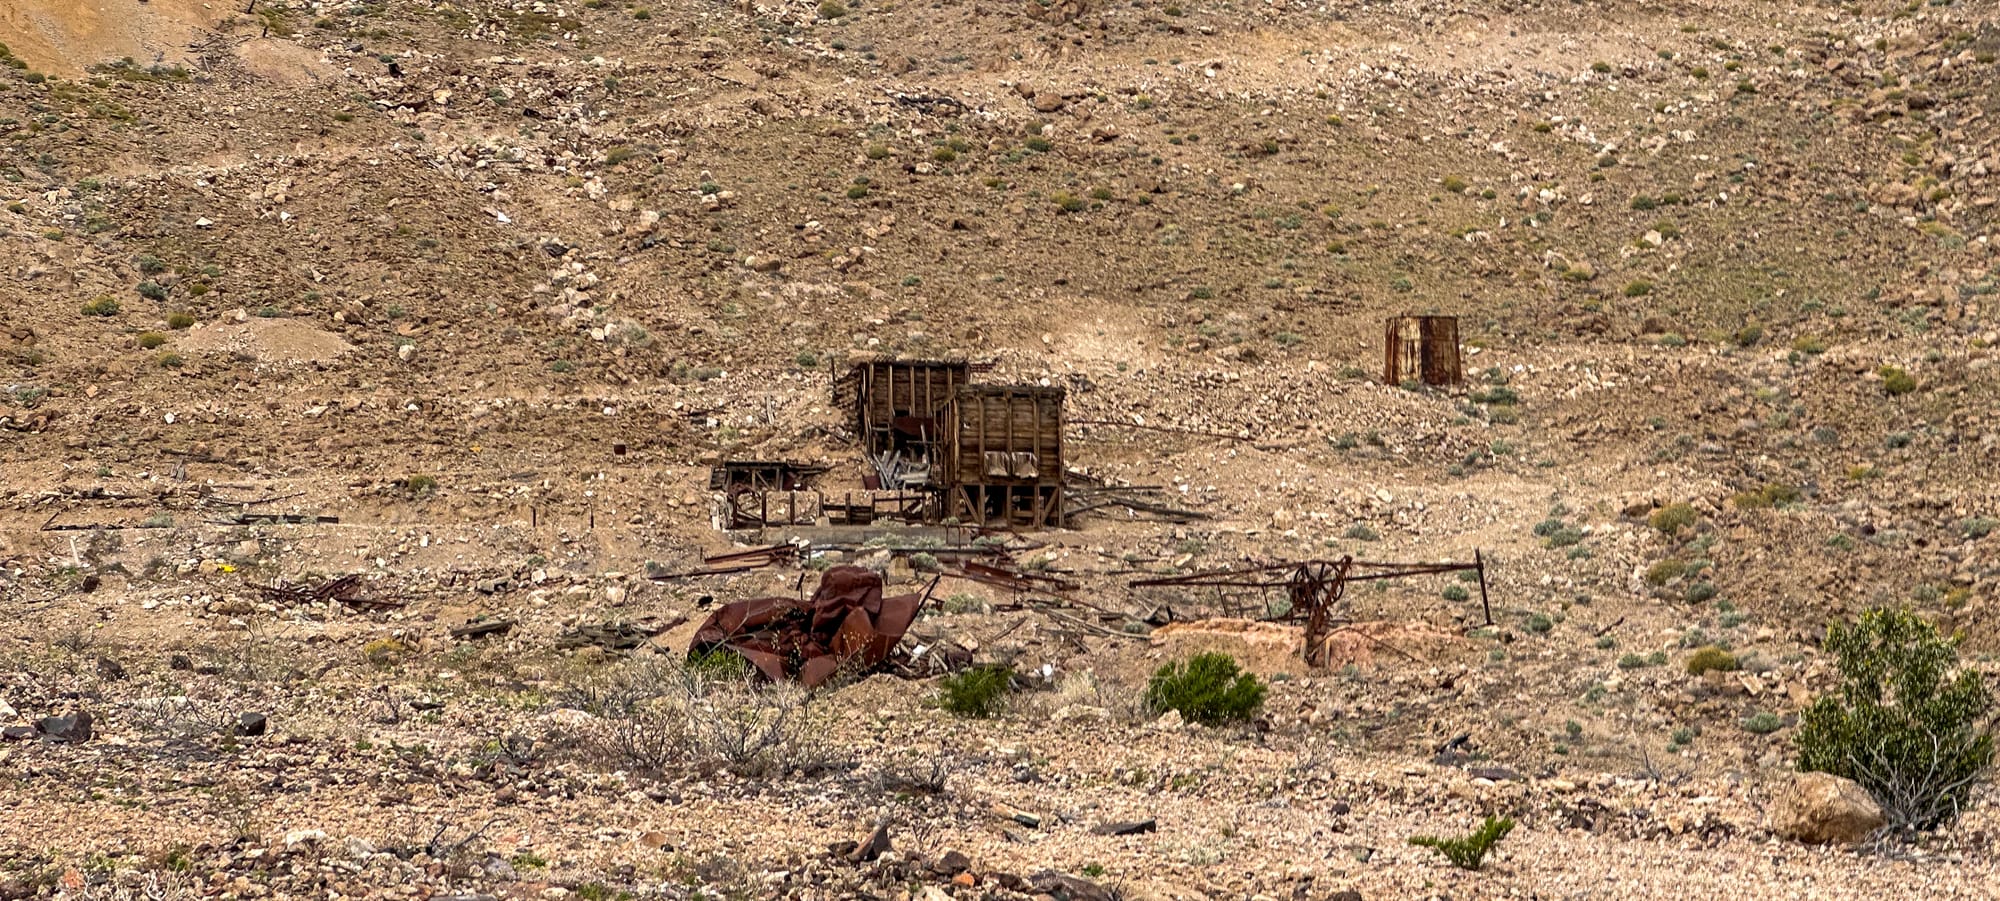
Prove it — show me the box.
[256,574,402,611]
[688,566,922,688]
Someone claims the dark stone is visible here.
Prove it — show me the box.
[80,574,101,593]
[849,824,891,863]
[169,654,193,671]
[237,712,269,737]
[1329,800,1352,816]
[1,726,34,742]
[992,873,1027,891]
[1089,819,1156,836]
[1329,892,1364,901]
[930,849,971,875]
[36,711,93,743]
[1029,871,1115,901]
[409,698,445,712]
[95,656,126,681]
[1469,766,1524,782]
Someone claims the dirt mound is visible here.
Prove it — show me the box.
[0,0,215,76]
[1150,617,1470,673]
[176,316,352,366]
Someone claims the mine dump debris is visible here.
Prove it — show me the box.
[649,543,799,579]
[555,616,683,652]
[688,566,921,688]
[255,574,401,611]
[1133,553,1492,666]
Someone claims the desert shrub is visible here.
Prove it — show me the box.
[1408,815,1514,871]
[1733,482,1801,509]
[1145,653,1266,726]
[936,665,1012,718]
[1442,584,1470,602]
[1742,711,1783,734]
[136,331,167,349]
[564,659,836,778]
[404,474,439,496]
[363,638,408,668]
[1648,503,1697,535]
[166,312,196,329]
[81,296,121,316]
[1441,175,1467,193]
[1797,607,1995,830]
[1686,645,1738,676]
[1878,365,1918,395]
[1525,613,1554,634]
[1645,558,1687,586]
[137,281,169,301]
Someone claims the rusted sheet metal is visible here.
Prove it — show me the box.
[688,566,921,688]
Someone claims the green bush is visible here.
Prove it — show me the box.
[1685,645,1738,676]
[1797,607,1995,830]
[1742,711,1783,734]
[81,296,121,317]
[166,312,196,330]
[1878,365,1918,395]
[1648,503,1697,535]
[1408,816,1514,870]
[136,331,167,349]
[936,665,1012,718]
[1145,653,1266,726]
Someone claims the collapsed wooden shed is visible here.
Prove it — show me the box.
[833,358,973,488]
[1383,314,1463,387]
[934,385,1065,528]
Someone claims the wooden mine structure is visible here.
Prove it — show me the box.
[1383,314,1463,387]
[935,384,1066,528]
[835,359,971,459]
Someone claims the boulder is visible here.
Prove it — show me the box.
[1770,772,1885,844]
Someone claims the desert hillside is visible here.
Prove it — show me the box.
[2,0,1998,898]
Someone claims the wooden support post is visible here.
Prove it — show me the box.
[1475,548,1494,627]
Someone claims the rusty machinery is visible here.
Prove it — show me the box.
[1130,552,1492,668]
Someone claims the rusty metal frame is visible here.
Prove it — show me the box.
[1131,551,1492,667]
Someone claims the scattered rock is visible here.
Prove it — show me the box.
[850,823,891,863]
[36,711,93,744]
[1089,819,1157,836]
[237,712,269,736]
[1029,871,1116,901]
[1770,772,1885,845]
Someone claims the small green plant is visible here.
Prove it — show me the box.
[363,638,408,668]
[136,331,168,349]
[1441,175,1467,193]
[138,281,170,301]
[1442,584,1470,602]
[1742,711,1783,734]
[1408,815,1514,871]
[817,0,846,17]
[1052,191,1087,213]
[1343,523,1379,541]
[166,312,196,329]
[404,474,439,496]
[156,353,184,370]
[82,296,122,316]
[936,665,1012,718]
[1145,653,1266,726]
[1685,645,1738,676]
[1797,607,1995,830]
[1648,503,1697,535]
[1624,280,1654,297]
[1878,365,1918,395]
